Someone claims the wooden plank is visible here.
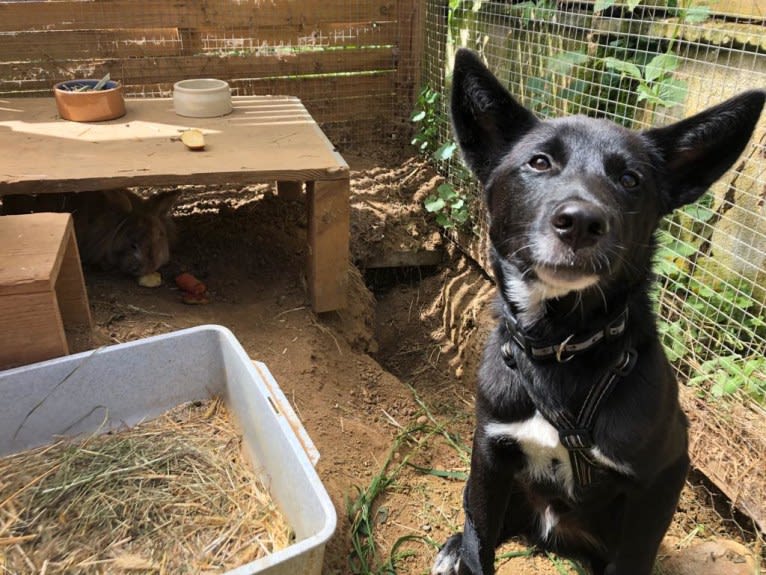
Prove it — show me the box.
[0,96,349,194]
[0,29,183,61]
[0,48,396,93]
[0,290,68,370]
[116,48,395,85]
[306,179,350,312]
[0,213,70,297]
[55,224,93,329]
[194,21,398,52]
[0,0,397,33]
[395,0,423,121]
[713,0,766,18]
[0,22,396,65]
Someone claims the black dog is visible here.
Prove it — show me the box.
[432,49,764,575]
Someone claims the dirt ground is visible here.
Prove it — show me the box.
[59,146,760,574]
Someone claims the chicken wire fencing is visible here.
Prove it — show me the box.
[0,0,422,147]
[418,0,766,531]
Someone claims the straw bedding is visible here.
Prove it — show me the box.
[0,398,293,573]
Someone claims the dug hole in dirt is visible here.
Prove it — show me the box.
[62,146,760,575]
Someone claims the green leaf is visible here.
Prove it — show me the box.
[603,57,642,80]
[684,204,715,223]
[657,77,688,107]
[436,213,453,228]
[452,209,470,223]
[437,183,457,200]
[407,462,468,480]
[548,50,589,75]
[594,0,617,12]
[644,53,680,83]
[433,141,458,161]
[424,196,446,213]
[669,238,697,258]
[410,110,426,123]
[626,0,643,11]
[683,5,710,23]
[636,83,663,105]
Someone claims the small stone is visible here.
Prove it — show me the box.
[657,538,756,575]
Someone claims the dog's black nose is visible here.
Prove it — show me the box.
[551,201,609,250]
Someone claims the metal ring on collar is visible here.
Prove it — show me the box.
[555,334,576,363]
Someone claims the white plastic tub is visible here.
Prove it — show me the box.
[0,325,336,575]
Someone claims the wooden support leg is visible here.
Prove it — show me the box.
[306,179,350,313]
[277,180,304,201]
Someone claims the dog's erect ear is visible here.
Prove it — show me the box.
[644,90,765,212]
[451,49,539,184]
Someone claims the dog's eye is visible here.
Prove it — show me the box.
[620,171,640,189]
[528,155,551,171]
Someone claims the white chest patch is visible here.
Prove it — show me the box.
[485,411,575,495]
[485,412,634,498]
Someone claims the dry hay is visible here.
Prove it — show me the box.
[0,398,293,573]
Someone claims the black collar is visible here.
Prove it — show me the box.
[501,304,629,364]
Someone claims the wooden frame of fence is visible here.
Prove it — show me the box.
[0,0,423,145]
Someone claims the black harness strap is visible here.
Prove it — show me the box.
[542,348,638,486]
[499,312,639,487]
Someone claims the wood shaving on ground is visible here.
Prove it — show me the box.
[0,398,293,574]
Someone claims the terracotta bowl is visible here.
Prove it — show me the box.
[53,79,126,122]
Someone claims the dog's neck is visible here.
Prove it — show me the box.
[493,256,650,361]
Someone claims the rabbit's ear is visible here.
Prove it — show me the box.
[102,190,134,212]
[145,190,181,217]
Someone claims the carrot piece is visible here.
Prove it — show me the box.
[175,272,207,296]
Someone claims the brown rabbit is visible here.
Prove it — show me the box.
[1,189,180,277]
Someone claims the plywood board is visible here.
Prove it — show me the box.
[0,213,71,296]
[0,96,348,194]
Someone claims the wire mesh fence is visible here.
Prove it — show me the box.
[419,0,766,530]
[0,0,422,147]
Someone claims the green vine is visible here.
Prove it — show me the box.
[654,196,766,402]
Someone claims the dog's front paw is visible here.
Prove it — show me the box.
[432,533,463,575]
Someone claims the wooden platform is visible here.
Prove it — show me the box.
[0,95,350,312]
[0,213,92,370]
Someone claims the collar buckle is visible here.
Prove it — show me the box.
[555,334,576,363]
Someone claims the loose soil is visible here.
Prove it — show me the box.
[23,145,761,574]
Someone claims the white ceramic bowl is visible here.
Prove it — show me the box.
[173,78,232,118]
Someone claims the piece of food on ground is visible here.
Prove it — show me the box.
[180,129,205,150]
[137,271,162,288]
[175,272,207,295]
